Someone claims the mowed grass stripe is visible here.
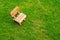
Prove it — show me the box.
[0,0,60,40]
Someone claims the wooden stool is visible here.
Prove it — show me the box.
[10,6,26,25]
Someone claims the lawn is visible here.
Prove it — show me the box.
[0,0,60,40]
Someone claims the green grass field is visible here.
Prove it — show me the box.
[0,0,60,40]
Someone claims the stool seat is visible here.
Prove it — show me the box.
[14,13,26,25]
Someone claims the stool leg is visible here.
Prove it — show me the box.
[23,18,26,21]
[19,23,22,25]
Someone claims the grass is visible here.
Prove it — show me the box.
[0,0,60,40]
